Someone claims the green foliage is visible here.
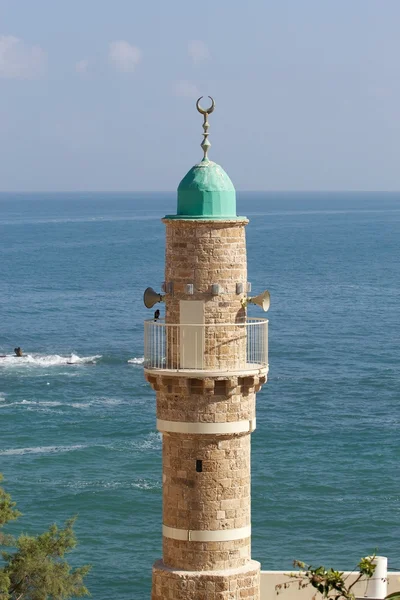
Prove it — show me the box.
[276,556,378,600]
[0,475,91,600]
[0,475,21,529]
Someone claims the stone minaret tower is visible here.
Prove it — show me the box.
[144,97,268,600]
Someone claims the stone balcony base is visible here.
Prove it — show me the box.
[152,559,260,600]
[145,370,268,397]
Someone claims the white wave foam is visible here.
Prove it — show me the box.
[127,356,144,365]
[70,397,124,409]
[0,400,66,410]
[0,400,38,408]
[36,477,161,491]
[141,431,162,449]
[0,396,125,411]
[96,397,123,405]
[0,353,101,367]
[132,479,161,490]
[27,408,64,415]
[0,444,86,456]
[37,401,63,406]
[128,432,161,451]
[0,392,6,402]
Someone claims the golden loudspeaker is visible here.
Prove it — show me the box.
[143,287,165,309]
[241,290,270,312]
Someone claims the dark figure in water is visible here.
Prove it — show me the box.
[154,309,160,322]
[14,347,23,357]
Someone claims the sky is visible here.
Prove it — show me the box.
[0,0,400,192]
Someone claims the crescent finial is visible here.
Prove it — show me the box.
[196,96,215,115]
[196,96,215,159]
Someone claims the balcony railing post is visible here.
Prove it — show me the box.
[143,318,268,373]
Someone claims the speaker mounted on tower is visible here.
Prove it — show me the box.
[241,289,270,312]
[143,287,165,309]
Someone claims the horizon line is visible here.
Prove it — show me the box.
[0,189,400,195]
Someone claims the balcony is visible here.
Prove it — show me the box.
[144,317,268,376]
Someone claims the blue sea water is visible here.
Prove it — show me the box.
[0,191,399,599]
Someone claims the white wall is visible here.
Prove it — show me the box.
[260,571,400,600]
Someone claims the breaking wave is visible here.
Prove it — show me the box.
[0,353,101,367]
[127,356,144,365]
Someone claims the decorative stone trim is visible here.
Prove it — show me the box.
[157,418,256,435]
[145,372,268,394]
[162,524,251,542]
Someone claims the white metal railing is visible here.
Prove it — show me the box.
[144,318,268,372]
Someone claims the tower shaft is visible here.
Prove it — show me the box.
[144,99,268,600]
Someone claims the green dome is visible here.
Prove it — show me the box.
[165,158,239,220]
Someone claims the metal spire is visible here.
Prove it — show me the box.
[196,96,215,160]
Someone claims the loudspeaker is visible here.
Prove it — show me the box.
[143,287,165,309]
[247,290,270,312]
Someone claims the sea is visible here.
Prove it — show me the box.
[0,191,399,599]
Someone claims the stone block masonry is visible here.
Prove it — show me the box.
[148,367,266,597]
[163,219,249,327]
[152,560,260,600]
[162,433,251,570]
[147,213,267,598]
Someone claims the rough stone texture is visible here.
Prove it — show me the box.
[163,219,248,371]
[148,218,264,599]
[163,536,251,572]
[156,385,256,424]
[162,434,251,570]
[152,559,261,600]
[145,374,268,398]
[163,219,248,306]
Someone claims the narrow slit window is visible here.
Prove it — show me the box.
[196,460,203,473]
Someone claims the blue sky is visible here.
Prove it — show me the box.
[1,0,400,191]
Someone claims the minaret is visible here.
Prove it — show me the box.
[144,97,269,600]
